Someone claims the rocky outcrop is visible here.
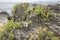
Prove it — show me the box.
[0,11,12,28]
[0,11,8,27]
[47,4,60,13]
[1,4,60,40]
[13,3,60,37]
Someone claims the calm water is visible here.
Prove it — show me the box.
[0,2,18,14]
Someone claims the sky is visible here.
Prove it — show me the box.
[0,0,60,3]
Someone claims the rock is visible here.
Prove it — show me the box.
[45,22,60,35]
[22,21,28,28]
[0,11,9,27]
[1,4,60,40]
[13,29,22,40]
[47,4,60,13]
[13,29,30,40]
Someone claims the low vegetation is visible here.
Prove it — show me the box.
[0,3,60,40]
[0,19,23,40]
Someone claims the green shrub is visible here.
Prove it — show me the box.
[0,19,23,39]
[0,3,60,40]
[9,32,15,40]
[12,4,20,14]
[37,27,60,40]
[12,3,29,14]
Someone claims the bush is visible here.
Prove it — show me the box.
[37,27,60,40]
[0,19,23,39]
[0,3,60,40]
[12,4,20,14]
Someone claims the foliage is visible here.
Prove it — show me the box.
[51,37,59,40]
[2,20,23,32]
[12,4,20,14]
[37,27,60,40]
[12,3,29,14]
[0,19,23,39]
[9,32,15,40]
[0,3,60,40]
[56,14,60,17]
[33,4,51,22]
[28,27,60,40]
[12,3,51,22]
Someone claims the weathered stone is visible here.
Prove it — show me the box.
[0,11,9,27]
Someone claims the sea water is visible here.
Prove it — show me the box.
[0,2,17,14]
